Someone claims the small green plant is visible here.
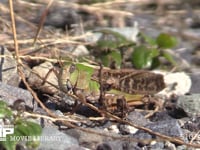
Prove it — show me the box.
[131,32,177,69]
[91,29,177,69]
[0,101,42,150]
[91,29,134,69]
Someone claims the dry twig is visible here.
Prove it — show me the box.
[7,0,200,148]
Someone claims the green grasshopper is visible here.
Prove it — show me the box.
[58,62,165,116]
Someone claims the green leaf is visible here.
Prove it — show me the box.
[97,29,128,42]
[101,51,122,68]
[0,137,16,150]
[15,123,30,136]
[0,108,13,119]
[14,120,41,149]
[162,51,176,65]
[131,46,159,69]
[0,102,41,150]
[95,29,133,50]
[97,39,118,50]
[151,57,161,69]
[25,122,41,149]
[156,33,177,49]
[140,33,157,46]
[14,120,41,139]
[26,139,40,149]
[69,63,100,94]
[0,101,7,108]
[72,63,94,87]
[25,121,42,136]
[0,101,12,118]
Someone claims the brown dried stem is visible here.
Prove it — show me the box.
[7,0,200,148]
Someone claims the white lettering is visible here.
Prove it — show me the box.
[9,136,63,142]
[0,125,14,138]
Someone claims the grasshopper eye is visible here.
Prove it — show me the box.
[69,64,76,74]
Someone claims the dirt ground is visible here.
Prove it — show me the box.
[1,0,200,149]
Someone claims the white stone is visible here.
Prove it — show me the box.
[154,71,192,97]
[72,45,89,57]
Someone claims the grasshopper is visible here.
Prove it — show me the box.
[58,62,165,117]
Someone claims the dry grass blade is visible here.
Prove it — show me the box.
[91,0,180,7]
[189,130,200,144]
[36,0,134,17]
[7,0,200,148]
[33,0,54,45]
[8,0,20,65]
